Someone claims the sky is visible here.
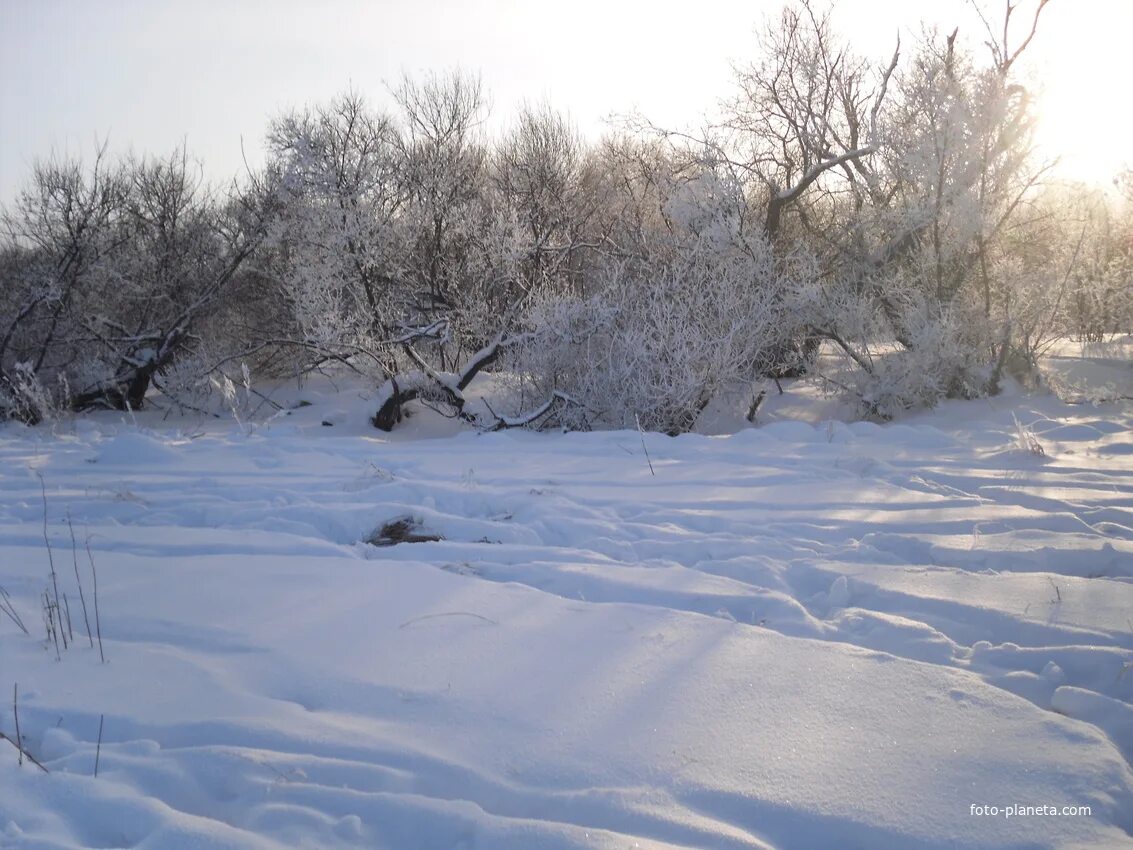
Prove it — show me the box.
[1,0,1130,204]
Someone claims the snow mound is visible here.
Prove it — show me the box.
[94,432,179,465]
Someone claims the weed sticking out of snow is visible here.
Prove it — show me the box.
[1011,413,1046,456]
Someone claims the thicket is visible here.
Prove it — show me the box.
[2,0,1130,432]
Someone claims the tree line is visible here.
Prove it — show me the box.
[2,0,1130,433]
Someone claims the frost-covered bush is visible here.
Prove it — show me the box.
[852,301,994,419]
[512,234,806,434]
[799,273,996,420]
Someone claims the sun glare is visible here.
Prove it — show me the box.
[1023,0,1133,186]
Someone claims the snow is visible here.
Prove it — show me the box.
[2,362,1133,848]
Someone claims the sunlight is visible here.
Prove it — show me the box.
[1023,0,1133,185]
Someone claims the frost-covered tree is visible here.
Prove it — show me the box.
[791,0,1056,415]
[393,70,490,322]
[492,104,594,294]
[260,82,557,430]
[0,149,128,421]
[627,0,898,385]
[262,91,408,374]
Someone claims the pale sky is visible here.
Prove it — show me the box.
[1,0,1129,204]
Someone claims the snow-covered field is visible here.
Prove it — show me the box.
[2,348,1133,849]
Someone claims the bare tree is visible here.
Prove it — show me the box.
[493,103,594,292]
[0,148,129,420]
[0,144,262,419]
[393,70,489,321]
[721,0,898,243]
[72,148,261,410]
[798,0,1056,414]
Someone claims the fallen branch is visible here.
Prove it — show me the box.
[482,390,578,431]
[372,299,533,431]
[0,732,48,773]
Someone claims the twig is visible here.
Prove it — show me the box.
[398,611,498,629]
[0,587,28,635]
[63,593,73,644]
[86,538,105,663]
[245,384,284,414]
[635,414,656,476]
[13,684,21,766]
[94,714,104,777]
[68,517,94,647]
[0,733,48,773]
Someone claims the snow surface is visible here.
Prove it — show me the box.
[2,362,1133,849]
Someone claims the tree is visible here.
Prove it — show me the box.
[725,0,897,243]
[73,148,261,410]
[508,138,809,434]
[493,103,593,294]
[0,145,261,420]
[393,70,489,324]
[263,91,407,375]
[0,148,128,421]
[793,0,1055,414]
